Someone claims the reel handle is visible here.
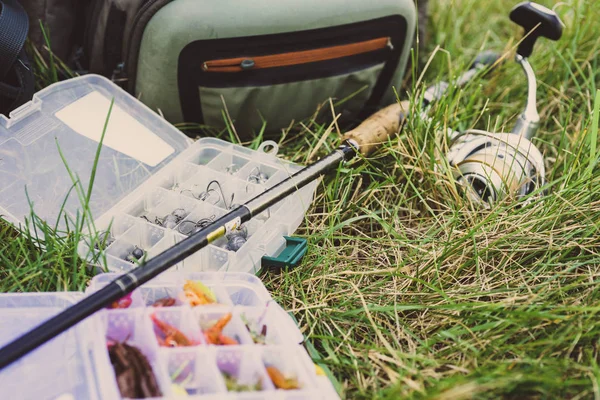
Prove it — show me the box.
[343,100,410,156]
[510,2,563,58]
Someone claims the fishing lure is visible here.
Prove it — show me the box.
[220,212,248,251]
[225,163,240,175]
[266,366,300,390]
[223,373,262,392]
[107,341,162,398]
[181,179,249,249]
[177,215,215,236]
[125,246,146,263]
[150,313,195,347]
[94,231,114,251]
[152,297,176,307]
[142,208,188,229]
[181,280,217,306]
[241,316,268,345]
[203,313,239,345]
[247,166,269,185]
[181,179,234,209]
[223,235,246,252]
[107,293,133,309]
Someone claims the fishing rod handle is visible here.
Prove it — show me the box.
[343,100,411,156]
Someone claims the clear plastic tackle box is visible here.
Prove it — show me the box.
[0,74,318,274]
[0,75,337,399]
[0,272,340,399]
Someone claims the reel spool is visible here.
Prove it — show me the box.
[446,129,545,205]
[444,2,562,206]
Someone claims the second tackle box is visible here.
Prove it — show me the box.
[0,271,341,399]
[0,74,319,274]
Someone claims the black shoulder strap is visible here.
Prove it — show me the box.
[0,0,29,80]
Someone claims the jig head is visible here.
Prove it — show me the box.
[94,231,114,251]
[247,166,269,184]
[126,246,146,263]
[141,208,188,229]
[177,215,216,236]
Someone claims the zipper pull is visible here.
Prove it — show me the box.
[386,37,394,50]
[111,62,127,86]
[203,58,255,72]
[240,59,255,70]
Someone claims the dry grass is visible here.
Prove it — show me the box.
[259,0,600,398]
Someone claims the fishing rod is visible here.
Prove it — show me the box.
[0,1,564,369]
[0,50,497,369]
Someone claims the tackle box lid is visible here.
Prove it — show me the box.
[0,74,193,232]
[0,75,317,274]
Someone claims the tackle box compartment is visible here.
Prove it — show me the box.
[0,272,340,399]
[0,74,318,274]
[0,292,103,400]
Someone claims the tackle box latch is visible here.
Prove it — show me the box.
[261,236,307,271]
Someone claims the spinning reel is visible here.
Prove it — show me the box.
[445,2,563,205]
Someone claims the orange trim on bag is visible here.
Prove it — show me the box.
[202,37,391,72]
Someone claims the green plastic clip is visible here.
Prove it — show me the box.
[261,236,307,271]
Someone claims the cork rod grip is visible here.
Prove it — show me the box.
[343,100,411,155]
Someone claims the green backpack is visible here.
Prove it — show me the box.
[16,0,420,139]
[84,0,418,138]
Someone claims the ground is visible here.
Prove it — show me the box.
[1,0,599,399]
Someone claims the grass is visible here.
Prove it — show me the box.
[1,0,599,398]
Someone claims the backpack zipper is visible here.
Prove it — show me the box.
[123,0,160,61]
[84,0,104,61]
[202,37,392,72]
[124,0,172,92]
